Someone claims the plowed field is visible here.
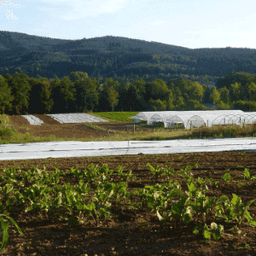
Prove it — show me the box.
[0,114,256,255]
[7,114,151,140]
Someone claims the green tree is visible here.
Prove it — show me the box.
[219,86,231,104]
[217,101,230,110]
[98,78,120,112]
[68,71,89,83]
[5,72,31,114]
[71,76,99,112]
[210,87,220,107]
[40,77,54,113]
[146,79,170,101]
[50,76,76,113]
[230,82,241,102]
[248,82,256,102]
[26,77,46,114]
[108,87,119,111]
[188,81,204,103]
[0,75,13,114]
[232,100,256,112]
[49,76,63,113]
[185,99,207,110]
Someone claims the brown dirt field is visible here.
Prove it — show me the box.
[7,114,152,140]
[0,150,256,255]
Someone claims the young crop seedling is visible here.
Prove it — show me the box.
[222,172,232,185]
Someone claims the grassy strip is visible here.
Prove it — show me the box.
[92,111,139,122]
[83,123,117,133]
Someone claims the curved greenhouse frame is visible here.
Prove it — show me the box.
[130,110,249,129]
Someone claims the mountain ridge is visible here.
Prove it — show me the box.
[0,30,256,84]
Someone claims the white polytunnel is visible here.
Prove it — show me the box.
[150,113,166,123]
[130,110,256,129]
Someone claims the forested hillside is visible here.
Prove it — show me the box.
[1,31,256,87]
[1,31,256,115]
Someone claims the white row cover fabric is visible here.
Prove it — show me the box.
[130,110,256,129]
[47,113,108,123]
[1,138,256,160]
[21,115,44,125]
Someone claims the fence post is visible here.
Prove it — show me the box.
[133,124,135,135]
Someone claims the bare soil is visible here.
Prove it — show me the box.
[0,114,256,255]
[7,114,152,140]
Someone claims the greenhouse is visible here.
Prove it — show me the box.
[130,110,256,129]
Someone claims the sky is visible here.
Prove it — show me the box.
[1,0,256,50]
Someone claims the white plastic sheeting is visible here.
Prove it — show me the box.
[46,113,108,124]
[0,138,256,160]
[212,113,256,126]
[21,115,44,125]
[130,110,252,129]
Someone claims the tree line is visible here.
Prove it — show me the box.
[0,71,256,115]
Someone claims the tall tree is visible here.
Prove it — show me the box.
[219,86,231,104]
[98,78,120,112]
[68,71,89,83]
[40,77,54,113]
[49,76,63,113]
[230,82,241,102]
[210,87,220,107]
[5,72,31,114]
[71,77,99,112]
[248,82,256,102]
[0,75,13,114]
[108,87,119,111]
[188,81,204,103]
[26,77,46,114]
[50,76,76,113]
[59,76,77,112]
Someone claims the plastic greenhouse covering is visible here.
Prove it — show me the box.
[130,110,256,129]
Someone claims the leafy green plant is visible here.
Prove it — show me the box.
[178,166,193,182]
[222,172,232,185]
[115,166,136,183]
[147,163,166,181]
[215,194,256,225]
[0,213,24,254]
[202,222,224,240]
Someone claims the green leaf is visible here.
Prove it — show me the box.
[0,220,9,253]
[187,182,197,193]
[231,193,241,206]
[203,229,211,239]
[249,221,256,227]
[243,168,250,181]
[222,173,232,185]
[193,224,203,234]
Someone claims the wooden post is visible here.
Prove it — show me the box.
[133,124,135,135]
